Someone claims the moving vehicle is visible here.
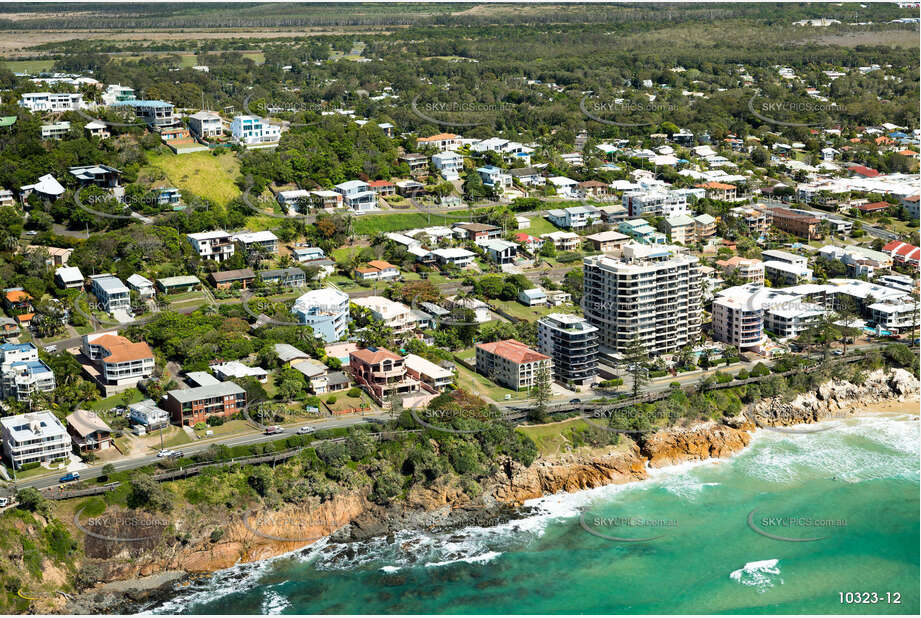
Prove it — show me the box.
[157,449,175,458]
[0,497,9,507]
[59,472,80,483]
[264,425,284,435]
[570,398,582,404]
[296,426,315,435]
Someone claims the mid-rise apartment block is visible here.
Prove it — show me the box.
[89,275,131,313]
[291,287,350,343]
[1,411,72,469]
[163,381,247,426]
[475,339,552,391]
[230,115,281,145]
[582,243,702,355]
[537,313,599,387]
[20,92,84,112]
[0,342,56,401]
[82,332,155,392]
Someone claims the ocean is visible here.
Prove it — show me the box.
[152,411,920,615]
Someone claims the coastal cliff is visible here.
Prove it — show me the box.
[60,368,919,614]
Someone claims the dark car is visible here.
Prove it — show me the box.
[569,398,581,404]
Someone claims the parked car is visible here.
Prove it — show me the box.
[171,450,185,458]
[569,398,581,404]
[157,449,175,458]
[296,426,315,435]
[0,497,9,507]
[59,472,80,483]
[44,344,57,353]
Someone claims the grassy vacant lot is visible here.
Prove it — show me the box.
[2,59,55,72]
[453,363,529,402]
[352,212,438,235]
[87,388,144,412]
[522,216,562,236]
[144,151,241,206]
[517,418,593,457]
[492,299,580,322]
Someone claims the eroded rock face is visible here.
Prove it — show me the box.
[636,422,752,468]
[68,369,918,614]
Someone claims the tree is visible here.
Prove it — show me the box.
[622,336,650,398]
[835,296,859,356]
[100,463,116,482]
[15,487,49,515]
[529,362,553,422]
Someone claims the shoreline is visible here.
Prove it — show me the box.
[64,369,920,614]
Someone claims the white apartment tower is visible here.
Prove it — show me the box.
[582,243,702,355]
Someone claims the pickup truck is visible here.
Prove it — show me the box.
[264,425,284,435]
[59,472,80,483]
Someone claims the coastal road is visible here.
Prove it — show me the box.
[2,412,390,495]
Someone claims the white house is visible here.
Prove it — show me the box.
[432,151,464,180]
[547,176,579,198]
[545,206,602,230]
[334,180,378,213]
[188,111,222,139]
[187,230,235,262]
[126,274,155,297]
[230,115,281,145]
[19,92,83,113]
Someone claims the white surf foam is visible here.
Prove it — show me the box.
[730,558,783,592]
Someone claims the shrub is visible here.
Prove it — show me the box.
[326,395,337,404]
[735,369,750,380]
[206,415,225,426]
[347,387,362,398]
[750,362,771,377]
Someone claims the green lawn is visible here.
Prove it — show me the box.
[143,151,241,206]
[3,59,55,73]
[193,419,250,440]
[352,213,439,235]
[521,216,562,236]
[517,418,591,457]
[453,363,529,402]
[323,390,372,413]
[87,388,144,412]
[158,426,194,449]
[241,51,266,65]
[492,299,579,322]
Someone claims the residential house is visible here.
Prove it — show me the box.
[577,180,610,199]
[3,289,33,315]
[598,204,630,225]
[354,260,400,282]
[349,346,421,405]
[396,180,425,197]
[882,241,920,267]
[210,361,269,383]
[509,167,543,186]
[188,111,223,139]
[259,267,306,288]
[400,153,429,177]
[276,189,310,209]
[20,174,65,199]
[518,288,548,306]
[334,180,378,213]
[453,222,502,245]
[404,354,454,392]
[514,233,545,253]
[430,248,476,268]
[126,274,155,298]
[210,268,256,290]
[187,230,235,262]
[901,195,919,220]
[0,189,13,207]
[542,231,582,252]
[230,115,281,145]
[291,358,330,394]
[84,120,110,139]
[309,190,343,210]
[618,219,667,245]
[113,99,175,128]
[353,297,418,334]
[232,230,279,255]
[547,176,579,198]
[55,266,84,289]
[156,276,201,294]
[432,151,464,180]
[81,332,155,393]
[858,201,892,215]
[19,92,83,112]
[1,411,72,470]
[291,287,350,343]
[0,318,18,340]
[368,180,396,196]
[585,231,629,253]
[292,247,326,263]
[66,409,113,453]
[476,165,512,192]
[163,381,247,426]
[623,189,689,217]
[89,275,130,313]
[696,181,737,201]
[475,339,552,391]
[546,205,602,230]
[40,121,71,140]
[417,133,461,151]
[128,399,170,430]
[481,239,518,264]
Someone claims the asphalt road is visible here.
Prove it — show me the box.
[3,413,390,495]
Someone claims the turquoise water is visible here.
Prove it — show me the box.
[155,412,919,615]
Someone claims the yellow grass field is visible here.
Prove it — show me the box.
[143,151,241,206]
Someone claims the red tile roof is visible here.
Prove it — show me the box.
[4,289,32,303]
[351,346,402,364]
[368,180,394,187]
[848,164,880,178]
[476,339,550,364]
[882,241,920,264]
[696,181,736,190]
[90,334,154,363]
[858,202,892,212]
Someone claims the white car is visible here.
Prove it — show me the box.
[296,426,315,435]
[0,497,9,508]
[45,345,57,353]
[157,449,175,458]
